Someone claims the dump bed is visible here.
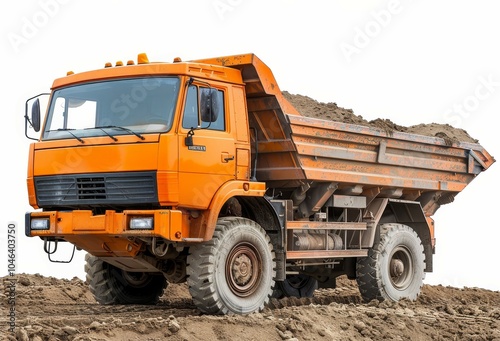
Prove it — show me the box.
[286,115,493,193]
[195,54,495,216]
[261,114,494,216]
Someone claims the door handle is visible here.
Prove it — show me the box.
[222,153,235,163]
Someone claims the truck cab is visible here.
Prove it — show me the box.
[26,53,263,248]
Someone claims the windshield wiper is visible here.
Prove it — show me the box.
[95,125,145,140]
[86,127,118,141]
[48,128,85,143]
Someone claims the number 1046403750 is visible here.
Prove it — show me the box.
[7,222,16,276]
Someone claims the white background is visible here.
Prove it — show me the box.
[1,0,498,291]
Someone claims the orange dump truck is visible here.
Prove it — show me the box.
[24,53,494,314]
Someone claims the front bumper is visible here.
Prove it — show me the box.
[25,209,187,257]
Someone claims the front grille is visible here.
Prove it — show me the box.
[77,177,106,199]
[35,171,158,208]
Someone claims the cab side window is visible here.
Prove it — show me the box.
[182,85,225,131]
[182,85,199,129]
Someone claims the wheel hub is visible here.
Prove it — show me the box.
[232,254,253,286]
[226,242,261,297]
[389,246,413,290]
[390,259,405,278]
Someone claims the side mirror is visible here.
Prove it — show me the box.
[200,88,219,123]
[31,98,41,132]
[25,93,49,140]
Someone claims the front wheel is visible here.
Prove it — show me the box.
[356,223,425,302]
[85,254,167,305]
[187,217,276,314]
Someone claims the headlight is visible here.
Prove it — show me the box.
[129,217,154,230]
[31,218,50,230]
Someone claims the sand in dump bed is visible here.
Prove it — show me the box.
[283,91,478,144]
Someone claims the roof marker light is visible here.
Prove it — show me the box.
[104,62,112,68]
[116,61,123,67]
[127,60,135,65]
[137,53,149,64]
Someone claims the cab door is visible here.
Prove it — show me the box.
[178,84,235,209]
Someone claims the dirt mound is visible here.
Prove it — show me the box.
[2,274,499,341]
[283,91,479,144]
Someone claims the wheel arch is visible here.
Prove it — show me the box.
[196,181,286,281]
[236,196,283,232]
[374,199,434,272]
[199,180,266,241]
[231,196,287,282]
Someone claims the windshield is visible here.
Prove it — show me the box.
[43,77,180,140]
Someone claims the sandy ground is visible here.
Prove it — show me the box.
[1,273,499,341]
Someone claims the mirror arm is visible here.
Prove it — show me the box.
[185,128,195,146]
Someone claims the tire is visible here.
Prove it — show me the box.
[187,217,276,315]
[275,275,318,298]
[85,254,167,305]
[356,223,425,302]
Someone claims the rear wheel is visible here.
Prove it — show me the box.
[356,223,425,302]
[85,254,167,305]
[275,275,318,298]
[187,217,275,314]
